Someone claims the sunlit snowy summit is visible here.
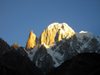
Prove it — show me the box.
[25,22,100,73]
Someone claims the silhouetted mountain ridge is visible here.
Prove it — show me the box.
[0,38,44,75]
[47,53,100,75]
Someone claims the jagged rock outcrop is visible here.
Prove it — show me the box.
[38,23,75,45]
[11,43,20,48]
[0,38,44,75]
[33,44,55,73]
[26,30,38,50]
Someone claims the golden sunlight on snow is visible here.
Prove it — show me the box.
[39,23,75,45]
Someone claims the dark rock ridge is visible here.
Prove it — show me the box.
[47,53,100,75]
[0,38,44,75]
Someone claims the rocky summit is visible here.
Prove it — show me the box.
[11,43,20,48]
[0,22,100,75]
[38,23,75,45]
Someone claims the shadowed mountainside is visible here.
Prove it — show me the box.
[47,53,100,75]
[0,38,44,75]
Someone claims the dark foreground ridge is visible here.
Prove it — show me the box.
[0,38,44,75]
[47,53,100,75]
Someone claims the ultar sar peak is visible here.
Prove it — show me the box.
[25,23,100,73]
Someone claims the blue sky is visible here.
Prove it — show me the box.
[0,0,100,47]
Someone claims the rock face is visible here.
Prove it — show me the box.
[26,30,38,50]
[0,38,11,60]
[33,45,55,73]
[11,43,20,48]
[38,23,75,45]
[0,38,44,75]
[47,53,100,75]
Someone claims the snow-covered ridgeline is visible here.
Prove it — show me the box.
[76,31,94,40]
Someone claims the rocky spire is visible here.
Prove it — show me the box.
[26,30,37,50]
[38,23,75,45]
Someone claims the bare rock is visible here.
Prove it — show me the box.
[26,30,38,50]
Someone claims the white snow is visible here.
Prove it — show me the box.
[40,55,45,61]
[47,22,59,29]
[76,31,94,42]
[54,52,64,61]
[36,59,38,66]
[47,49,60,67]
[70,41,73,46]
[55,44,62,51]
[80,43,88,50]
[40,43,61,67]
[44,44,61,67]
[75,31,95,53]
[96,36,100,44]
[41,43,50,48]
[45,41,65,67]
[27,45,38,61]
[59,28,66,34]
[47,22,75,34]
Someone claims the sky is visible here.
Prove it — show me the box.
[0,0,100,47]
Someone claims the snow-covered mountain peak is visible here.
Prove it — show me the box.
[79,31,93,35]
[79,31,87,33]
[38,22,75,45]
[47,22,59,29]
[47,22,75,33]
[76,31,94,40]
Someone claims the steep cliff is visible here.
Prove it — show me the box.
[38,23,75,45]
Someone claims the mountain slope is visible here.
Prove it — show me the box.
[47,53,100,75]
[0,38,44,75]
